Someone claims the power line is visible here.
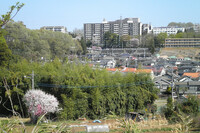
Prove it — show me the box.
[0,81,155,89]
[37,81,154,89]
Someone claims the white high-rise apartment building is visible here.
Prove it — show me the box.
[84,18,142,44]
[153,27,185,35]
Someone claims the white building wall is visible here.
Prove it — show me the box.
[153,27,185,35]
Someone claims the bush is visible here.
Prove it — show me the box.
[191,113,200,129]
[181,95,200,114]
[23,89,59,124]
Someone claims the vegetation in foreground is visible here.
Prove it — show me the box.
[0,58,158,119]
[0,2,200,133]
[0,112,200,133]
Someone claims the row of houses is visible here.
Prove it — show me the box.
[85,48,200,97]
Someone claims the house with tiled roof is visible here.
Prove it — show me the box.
[175,81,200,95]
[154,76,171,92]
[135,69,154,79]
[182,72,200,80]
[106,67,136,73]
[152,67,166,76]
[106,68,118,72]
[121,67,137,73]
[178,76,194,82]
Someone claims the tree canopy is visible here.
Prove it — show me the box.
[0,59,158,119]
[4,21,82,61]
[103,31,119,48]
[168,22,194,28]
[0,32,12,67]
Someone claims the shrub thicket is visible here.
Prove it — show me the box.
[0,58,159,120]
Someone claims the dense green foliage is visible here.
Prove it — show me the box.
[162,96,200,124]
[103,31,119,48]
[177,96,200,114]
[141,33,155,54]
[4,21,82,61]
[0,2,24,68]
[168,22,194,28]
[0,59,158,119]
[103,32,135,48]
[0,32,12,67]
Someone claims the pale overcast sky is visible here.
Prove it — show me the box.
[1,0,200,31]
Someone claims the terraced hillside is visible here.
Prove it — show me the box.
[159,48,200,58]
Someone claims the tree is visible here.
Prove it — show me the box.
[0,33,12,67]
[164,96,174,122]
[168,22,194,28]
[60,94,74,120]
[154,33,167,47]
[23,89,59,124]
[129,38,139,48]
[0,2,24,67]
[120,35,131,48]
[0,56,158,120]
[0,2,24,28]
[80,37,87,54]
[180,95,200,114]
[141,33,155,53]
[5,22,76,60]
[103,31,119,48]
[86,40,92,47]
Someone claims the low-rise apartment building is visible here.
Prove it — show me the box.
[153,27,185,35]
[165,38,200,47]
[40,26,67,33]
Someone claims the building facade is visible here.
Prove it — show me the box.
[165,38,200,47]
[84,18,142,44]
[153,27,185,35]
[142,24,152,34]
[40,26,67,33]
[193,24,200,32]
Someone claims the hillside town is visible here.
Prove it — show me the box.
[83,46,200,98]
[0,1,200,133]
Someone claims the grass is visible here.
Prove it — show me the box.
[142,127,174,132]
[1,115,199,133]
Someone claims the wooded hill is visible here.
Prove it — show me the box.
[4,21,83,61]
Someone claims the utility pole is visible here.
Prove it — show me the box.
[24,71,34,89]
[171,67,174,104]
[31,70,34,89]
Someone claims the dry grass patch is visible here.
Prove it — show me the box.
[160,47,200,58]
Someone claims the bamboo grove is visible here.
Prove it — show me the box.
[0,58,159,119]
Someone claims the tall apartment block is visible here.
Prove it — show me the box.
[40,26,67,33]
[84,18,142,44]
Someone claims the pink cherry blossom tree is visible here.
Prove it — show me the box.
[24,89,59,124]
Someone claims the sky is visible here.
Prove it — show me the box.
[1,0,200,32]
